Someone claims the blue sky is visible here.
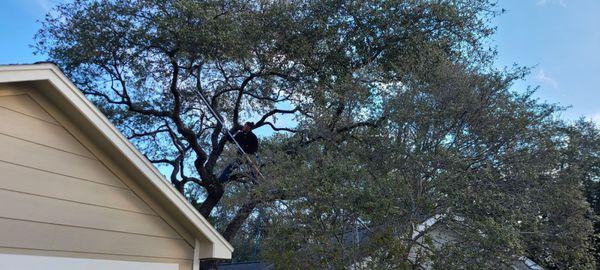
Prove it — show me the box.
[492,0,600,123]
[1,0,598,123]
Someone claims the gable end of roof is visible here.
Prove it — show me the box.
[0,63,233,259]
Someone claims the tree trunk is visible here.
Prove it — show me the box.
[198,183,224,218]
[223,200,260,241]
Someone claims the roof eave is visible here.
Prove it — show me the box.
[0,63,233,259]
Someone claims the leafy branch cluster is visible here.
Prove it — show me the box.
[35,0,597,269]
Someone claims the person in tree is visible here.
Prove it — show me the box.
[232,121,259,155]
[219,122,259,182]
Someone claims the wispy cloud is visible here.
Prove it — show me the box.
[589,112,600,124]
[535,69,559,90]
[36,0,52,12]
[36,0,67,12]
[537,0,567,8]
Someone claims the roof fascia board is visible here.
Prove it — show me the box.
[0,64,233,259]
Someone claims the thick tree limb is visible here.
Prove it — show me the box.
[261,121,298,133]
[222,200,260,241]
[126,125,169,139]
[255,107,301,128]
[232,73,259,125]
[168,60,210,183]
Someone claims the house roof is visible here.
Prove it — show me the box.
[218,261,273,270]
[0,63,233,259]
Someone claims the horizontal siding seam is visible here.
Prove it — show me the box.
[90,147,196,247]
[0,132,95,160]
[0,187,156,216]
[0,159,129,190]
[0,245,194,261]
[0,85,196,251]
[0,216,183,241]
[0,104,60,126]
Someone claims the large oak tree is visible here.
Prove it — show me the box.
[36,0,492,240]
[35,0,597,268]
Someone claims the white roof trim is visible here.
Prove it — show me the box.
[0,63,233,259]
[410,213,543,269]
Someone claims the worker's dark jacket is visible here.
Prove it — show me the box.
[231,131,258,155]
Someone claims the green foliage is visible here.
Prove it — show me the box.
[260,66,598,268]
[35,0,597,268]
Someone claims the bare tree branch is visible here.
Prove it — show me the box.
[126,124,169,139]
[255,107,301,128]
[262,121,297,133]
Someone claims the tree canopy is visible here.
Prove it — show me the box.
[35,0,597,269]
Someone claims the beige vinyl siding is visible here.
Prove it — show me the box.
[0,218,191,259]
[0,90,194,268]
[0,162,154,214]
[0,247,193,270]
[0,104,94,158]
[0,253,181,270]
[0,189,181,239]
[0,91,59,124]
[0,134,126,188]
